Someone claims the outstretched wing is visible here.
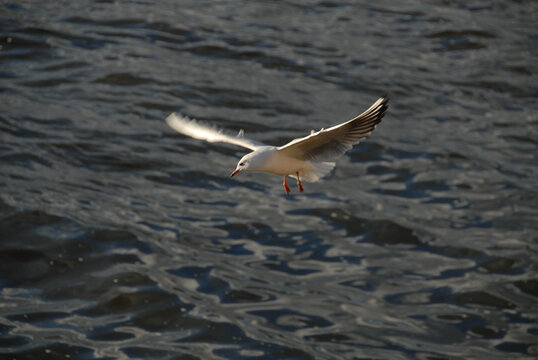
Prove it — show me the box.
[277,96,388,161]
[166,113,266,151]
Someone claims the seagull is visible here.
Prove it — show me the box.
[166,96,388,195]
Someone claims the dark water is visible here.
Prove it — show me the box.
[1,1,537,359]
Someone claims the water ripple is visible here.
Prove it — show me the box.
[1,0,537,359]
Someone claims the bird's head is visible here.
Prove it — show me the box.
[230,150,271,177]
[230,154,253,177]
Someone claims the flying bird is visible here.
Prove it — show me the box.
[166,96,388,195]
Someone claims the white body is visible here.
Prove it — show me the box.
[241,146,334,182]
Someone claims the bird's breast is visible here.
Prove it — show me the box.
[259,152,312,176]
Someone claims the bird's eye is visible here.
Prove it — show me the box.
[239,162,245,166]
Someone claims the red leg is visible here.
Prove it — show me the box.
[283,176,290,195]
[296,172,304,192]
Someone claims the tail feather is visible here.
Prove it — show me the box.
[291,161,335,182]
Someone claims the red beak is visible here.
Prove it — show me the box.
[230,169,240,177]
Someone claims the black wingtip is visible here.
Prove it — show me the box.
[378,94,390,118]
[380,94,390,107]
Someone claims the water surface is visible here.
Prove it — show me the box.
[1,1,537,359]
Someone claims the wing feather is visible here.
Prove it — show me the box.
[166,113,265,151]
[278,96,388,161]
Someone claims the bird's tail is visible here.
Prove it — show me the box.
[291,161,335,182]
